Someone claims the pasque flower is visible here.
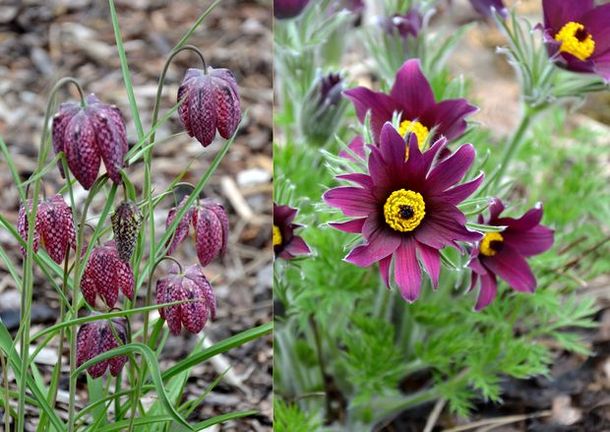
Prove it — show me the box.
[77,318,128,378]
[541,0,610,80]
[111,201,143,262]
[273,203,311,260]
[325,123,483,302]
[156,264,216,335]
[301,73,347,145]
[274,0,310,19]
[52,94,128,190]
[18,195,75,264]
[379,9,423,39]
[468,199,554,310]
[344,59,477,150]
[468,0,507,19]
[166,197,229,267]
[178,67,241,148]
[81,241,134,308]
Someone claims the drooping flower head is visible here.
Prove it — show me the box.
[111,201,143,262]
[468,0,507,19]
[379,9,423,39]
[18,195,76,264]
[344,59,477,151]
[52,94,128,190]
[81,241,134,308]
[166,197,229,267]
[468,199,554,310]
[155,264,216,335]
[273,203,311,260]
[178,67,241,148]
[325,123,483,302]
[274,0,310,19]
[76,318,128,378]
[541,0,610,80]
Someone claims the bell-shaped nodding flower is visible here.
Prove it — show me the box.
[18,195,76,264]
[177,67,241,148]
[81,241,134,308]
[166,197,229,267]
[156,264,216,335]
[76,318,128,378]
[111,201,143,262]
[52,94,128,190]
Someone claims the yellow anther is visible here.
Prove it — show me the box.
[383,189,426,232]
[272,225,282,246]
[397,119,429,151]
[555,21,595,61]
[480,232,504,257]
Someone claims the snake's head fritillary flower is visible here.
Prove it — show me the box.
[325,123,483,302]
[76,318,128,378]
[155,264,216,335]
[344,59,478,147]
[541,0,610,80]
[165,197,229,267]
[81,241,134,308]
[18,195,75,264]
[467,199,554,311]
[52,94,128,190]
[468,0,507,19]
[380,9,423,39]
[273,203,311,260]
[177,67,241,148]
[274,0,310,19]
[111,201,143,262]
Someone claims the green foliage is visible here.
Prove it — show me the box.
[274,398,322,432]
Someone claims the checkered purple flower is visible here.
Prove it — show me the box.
[76,318,128,378]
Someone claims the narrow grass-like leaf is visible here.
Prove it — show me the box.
[0,135,25,201]
[73,343,194,430]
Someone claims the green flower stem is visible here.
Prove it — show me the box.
[492,104,537,190]
[17,76,84,432]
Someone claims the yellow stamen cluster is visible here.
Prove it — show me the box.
[554,21,595,61]
[272,225,282,246]
[480,232,504,257]
[397,119,429,151]
[383,189,426,233]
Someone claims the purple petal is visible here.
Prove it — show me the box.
[343,87,397,142]
[91,106,127,185]
[344,222,401,267]
[504,225,554,257]
[497,204,543,231]
[323,186,377,217]
[329,218,366,234]
[422,99,478,142]
[581,4,610,57]
[283,235,311,257]
[426,144,476,193]
[390,59,435,115]
[195,208,223,266]
[64,112,101,190]
[339,136,366,161]
[213,74,241,139]
[394,239,421,303]
[417,242,440,288]
[474,272,498,311]
[483,245,537,293]
[336,173,374,189]
[443,173,484,205]
[487,198,506,223]
[379,255,392,288]
[181,278,208,334]
[542,0,592,31]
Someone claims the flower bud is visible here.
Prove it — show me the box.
[300,73,347,146]
[52,94,128,190]
[468,0,507,19]
[379,9,423,39]
[76,318,128,378]
[274,0,310,19]
[177,67,241,148]
[81,241,134,308]
[111,201,143,262]
[155,264,216,335]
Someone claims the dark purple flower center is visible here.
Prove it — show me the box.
[489,240,503,252]
[399,205,414,219]
[574,28,589,42]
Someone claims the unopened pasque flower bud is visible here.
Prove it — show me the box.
[52,94,128,190]
[156,264,216,335]
[274,0,310,19]
[166,197,229,267]
[178,67,241,148]
[77,318,128,378]
[300,73,347,146]
[379,9,423,39]
[81,241,134,308]
[18,195,76,264]
[111,201,143,262]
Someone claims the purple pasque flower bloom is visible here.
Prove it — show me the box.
[380,9,423,39]
[52,94,128,190]
[541,0,610,80]
[178,67,241,148]
[324,123,483,302]
[274,0,310,19]
[344,59,477,147]
[166,197,229,267]
[155,264,216,335]
[76,318,128,378]
[18,195,76,264]
[468,0,507,19]
[81,241,134,308]
[467,199,554,311]
[273,203,311,260]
